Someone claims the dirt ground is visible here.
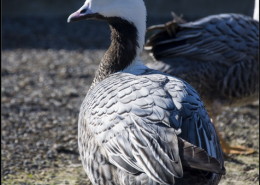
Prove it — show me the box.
[2,16,259,185]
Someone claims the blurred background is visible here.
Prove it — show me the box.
[2,0,256,18]
[2,0,259,184]
[2,0,256,50]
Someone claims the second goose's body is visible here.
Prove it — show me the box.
[145,13,259,155]
[68,0,225,184]
[145,13,259,115]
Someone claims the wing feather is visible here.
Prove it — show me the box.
[81,72,224,184]
[146,13,259,65]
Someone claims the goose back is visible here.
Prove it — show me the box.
[79,69,224,185]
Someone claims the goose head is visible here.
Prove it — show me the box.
[68,0,147,57]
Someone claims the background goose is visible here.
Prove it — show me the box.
[145,11,259,155]
[254,0,259,21]
[67,0,225,184]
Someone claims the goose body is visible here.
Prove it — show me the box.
[68,0,225,184]
[79,69,224,185]
[145,13,259,116]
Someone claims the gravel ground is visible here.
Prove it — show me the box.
[2,16,259,185]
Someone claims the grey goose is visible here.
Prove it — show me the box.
[145,11,259,155]
[67,0,225,184]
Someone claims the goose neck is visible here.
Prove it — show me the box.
[91,17,141,89]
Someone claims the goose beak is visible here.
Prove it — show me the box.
[67,10,82,23]
[67,4,96,23]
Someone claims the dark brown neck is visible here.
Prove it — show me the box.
[91,17,138,89]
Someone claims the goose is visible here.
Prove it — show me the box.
[254,0,259,21]
[145,10,259,155]
[67,0,225,184]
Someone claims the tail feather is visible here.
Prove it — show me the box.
[178,138,226,175]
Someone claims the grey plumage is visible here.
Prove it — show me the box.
[145,13,259,115]
[68,1,225,184]
[79,70,225,185]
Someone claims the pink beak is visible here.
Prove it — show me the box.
[67,3,94,23]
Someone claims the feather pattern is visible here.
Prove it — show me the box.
[145,14,259,113]
[178,137,225,174]
[68,1,225,184]
[79,69,224,185]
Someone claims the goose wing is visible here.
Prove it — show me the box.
[145,14,259,64]
[80,71,224,184]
